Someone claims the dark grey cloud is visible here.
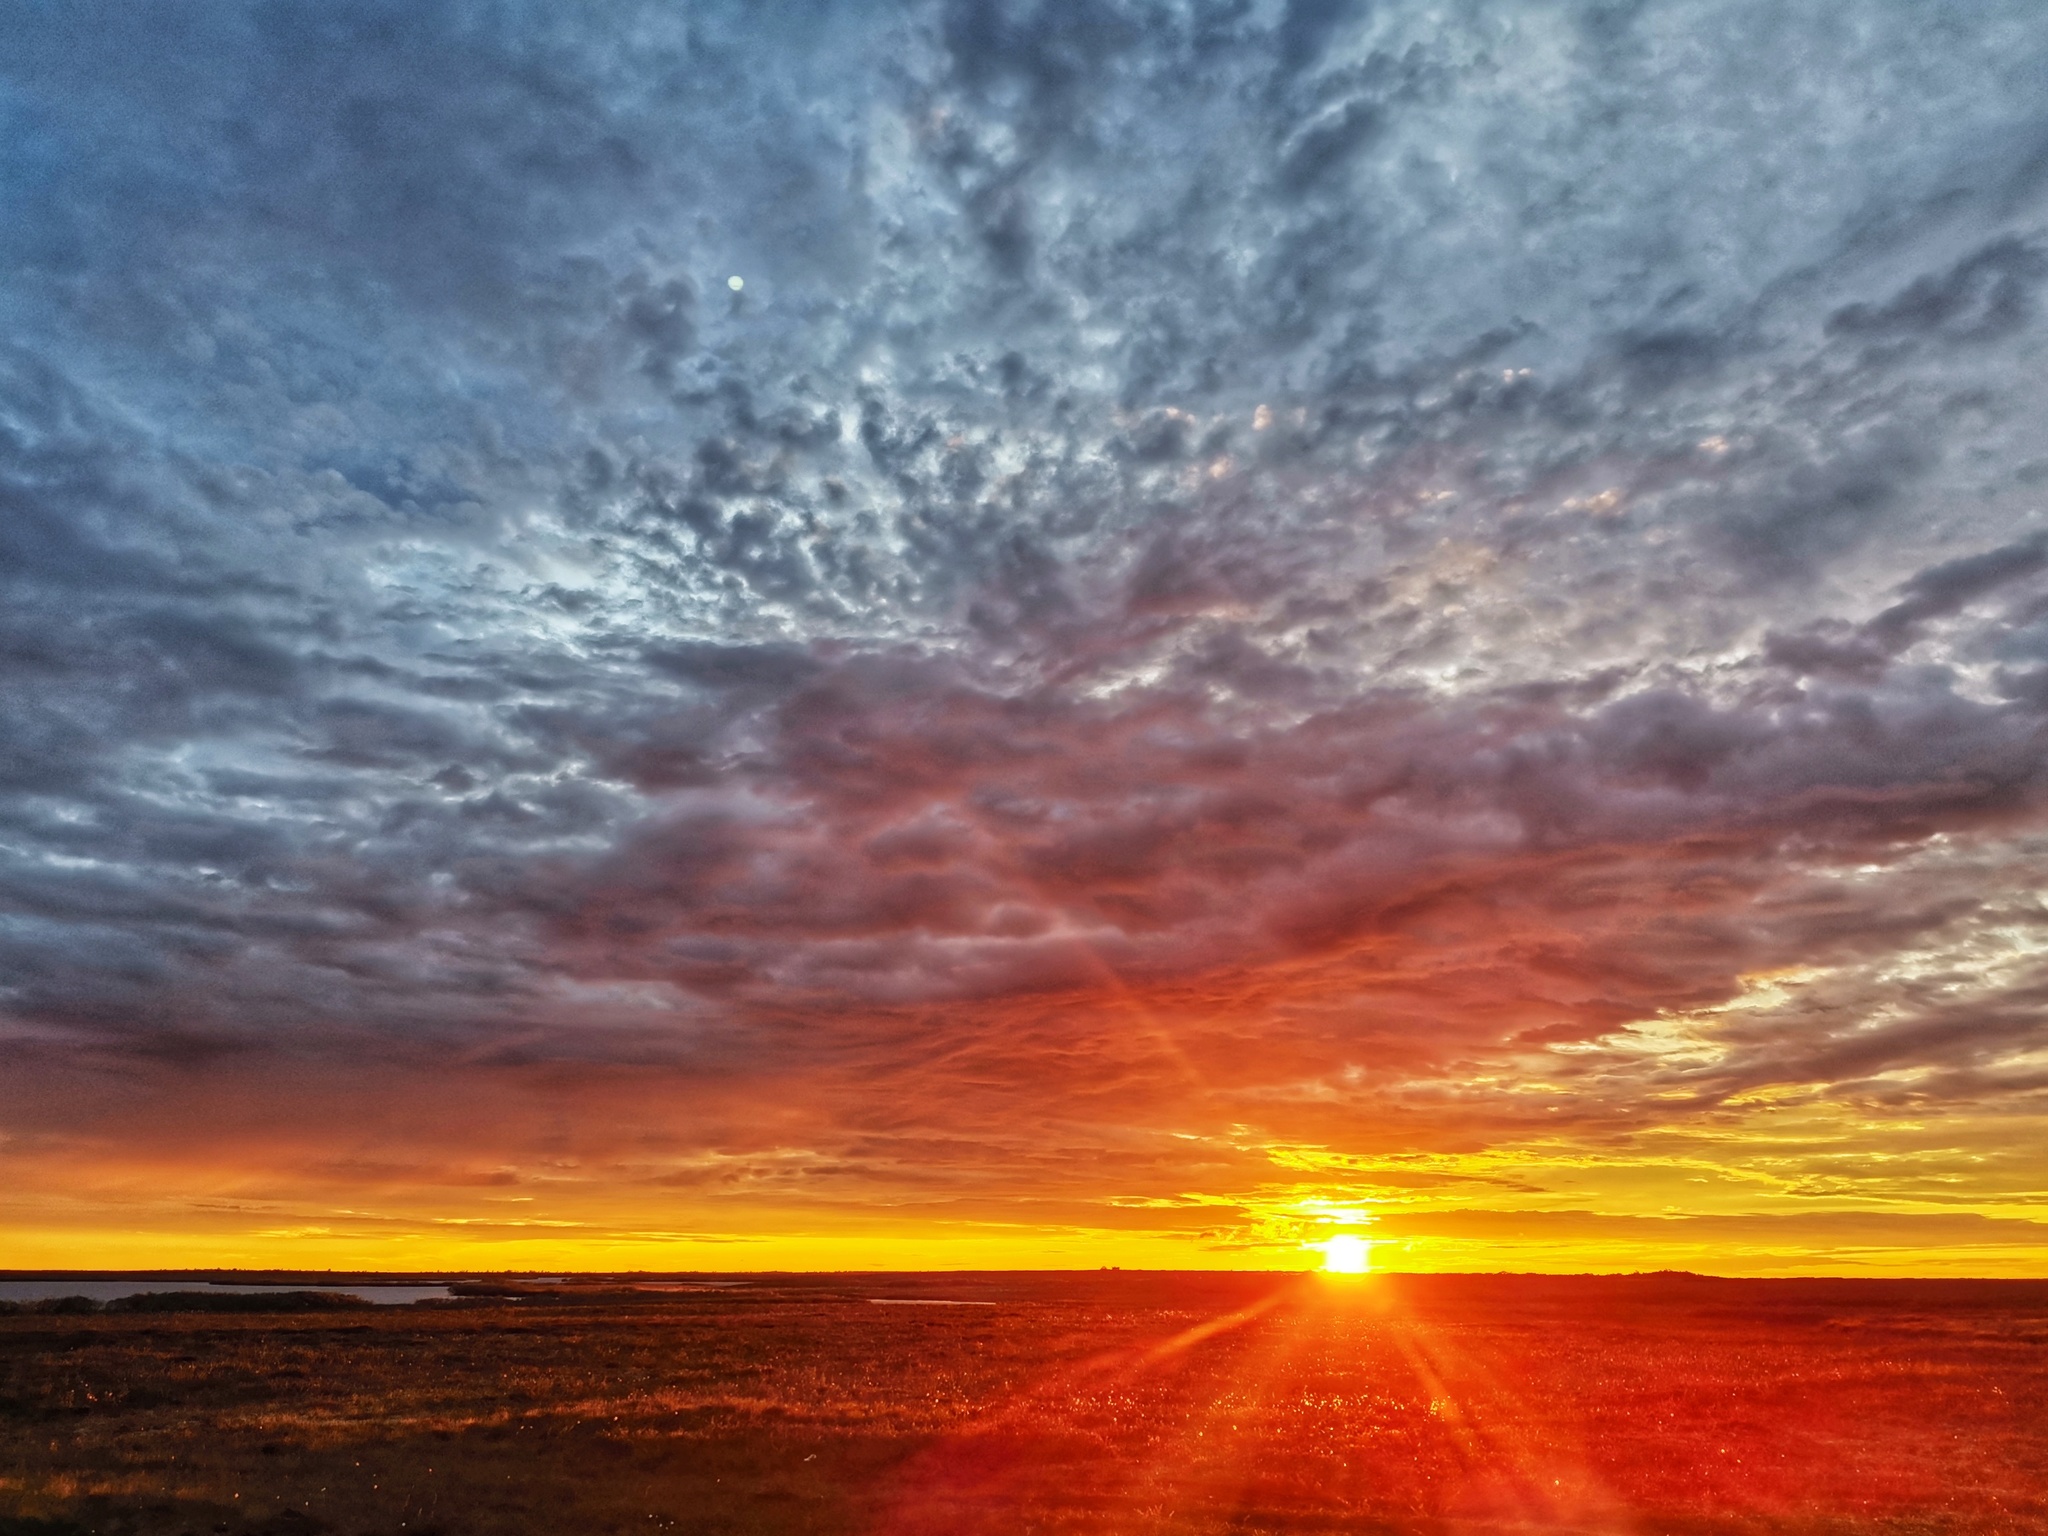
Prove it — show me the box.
[4,0,2048,1211]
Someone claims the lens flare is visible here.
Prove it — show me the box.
[1322,1234,1371,1273]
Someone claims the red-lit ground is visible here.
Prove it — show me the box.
[2,1272,2044,1534]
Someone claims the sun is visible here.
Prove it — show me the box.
[1321,1234,1372,1274]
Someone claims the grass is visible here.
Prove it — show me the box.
[0,1272,2042,1535]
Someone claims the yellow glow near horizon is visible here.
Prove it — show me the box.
[11,1087,2048,1275]
[1322,1234,1371,1273]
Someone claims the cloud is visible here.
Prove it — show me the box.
[5,0,2048,1261]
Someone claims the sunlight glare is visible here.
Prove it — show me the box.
[1322,1234,1371,1273]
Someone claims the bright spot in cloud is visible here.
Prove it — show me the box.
[1322,1234,1371,1273]
[727,275,745,291]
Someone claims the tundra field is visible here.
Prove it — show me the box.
[1,1272,2044,1536]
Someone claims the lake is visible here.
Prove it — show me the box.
[0,1280,451,1305]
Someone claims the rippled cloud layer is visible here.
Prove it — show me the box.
[5,1,2048,1271]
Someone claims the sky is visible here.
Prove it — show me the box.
[4,0,2048,1276]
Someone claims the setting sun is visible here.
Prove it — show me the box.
[1322,1235,1372,1274]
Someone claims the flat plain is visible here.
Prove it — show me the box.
[1,1272,2044,1536]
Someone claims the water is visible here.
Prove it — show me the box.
[0,1281,451,1305]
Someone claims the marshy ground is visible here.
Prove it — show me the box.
[1,1272,2043,1535]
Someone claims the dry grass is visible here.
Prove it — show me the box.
[1,1273,2043,1535]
